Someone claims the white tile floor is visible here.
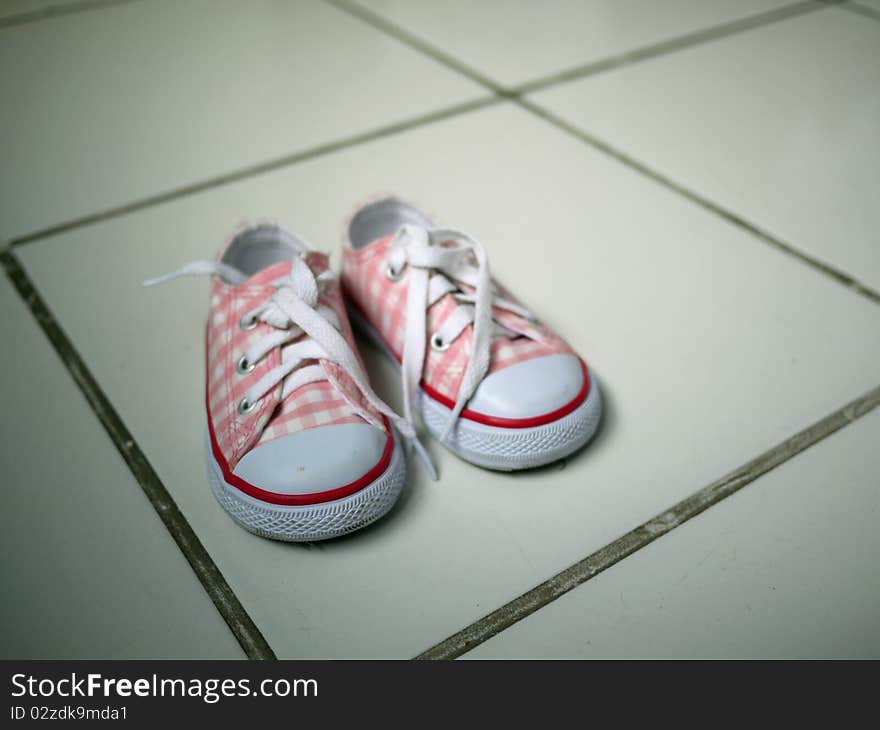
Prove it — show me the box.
[0,0,85,21]
[0,273,244,658]
[466,407,880,659]
[2,0,878,659]
[530,6,880,290]
[360,0,794,86]
[0,0,482,239]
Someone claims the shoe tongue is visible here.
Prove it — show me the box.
[241,251,331,287]
[369,234,395,249]
[241,259,295,287]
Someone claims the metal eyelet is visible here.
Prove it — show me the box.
[236,354,255,375]
[239,313,258,331]
[430,333,451,352]
[385,263,406,282]
[237,397,257,416]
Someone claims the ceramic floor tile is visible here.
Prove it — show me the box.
[0,0,482,241]
[0,269,244,659]
[0,0,86,21]
[16,103,880,658]
[853,0,880,13]
[359,0,796,87]
[465,407,880,658]
[530,7,880,291]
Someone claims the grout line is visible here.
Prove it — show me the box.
[417,384,880,659]
[0,249,277,661]
[324,0,507,93]
[515,98,880,305]
[512,1,824,95]
[0,0,142,29]
[840,1,880,21]
[6,97,496,250]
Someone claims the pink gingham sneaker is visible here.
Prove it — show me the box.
[342,198,602,470]
[144,224,426,541]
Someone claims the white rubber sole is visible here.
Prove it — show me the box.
[347,304,602,471]
[204,429,406,542]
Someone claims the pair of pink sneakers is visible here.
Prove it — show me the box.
[146,198,602,541]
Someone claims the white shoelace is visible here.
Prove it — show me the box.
[144,254,437,480]
[387,224,535,441]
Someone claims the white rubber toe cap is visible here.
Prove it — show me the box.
[233,422,388,494]
[466,353,585,419]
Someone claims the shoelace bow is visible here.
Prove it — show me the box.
[143,254,437,480]
[387,224,535,442]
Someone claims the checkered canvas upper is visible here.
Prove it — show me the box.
[207,252,384,470]
[341,235,574,407]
